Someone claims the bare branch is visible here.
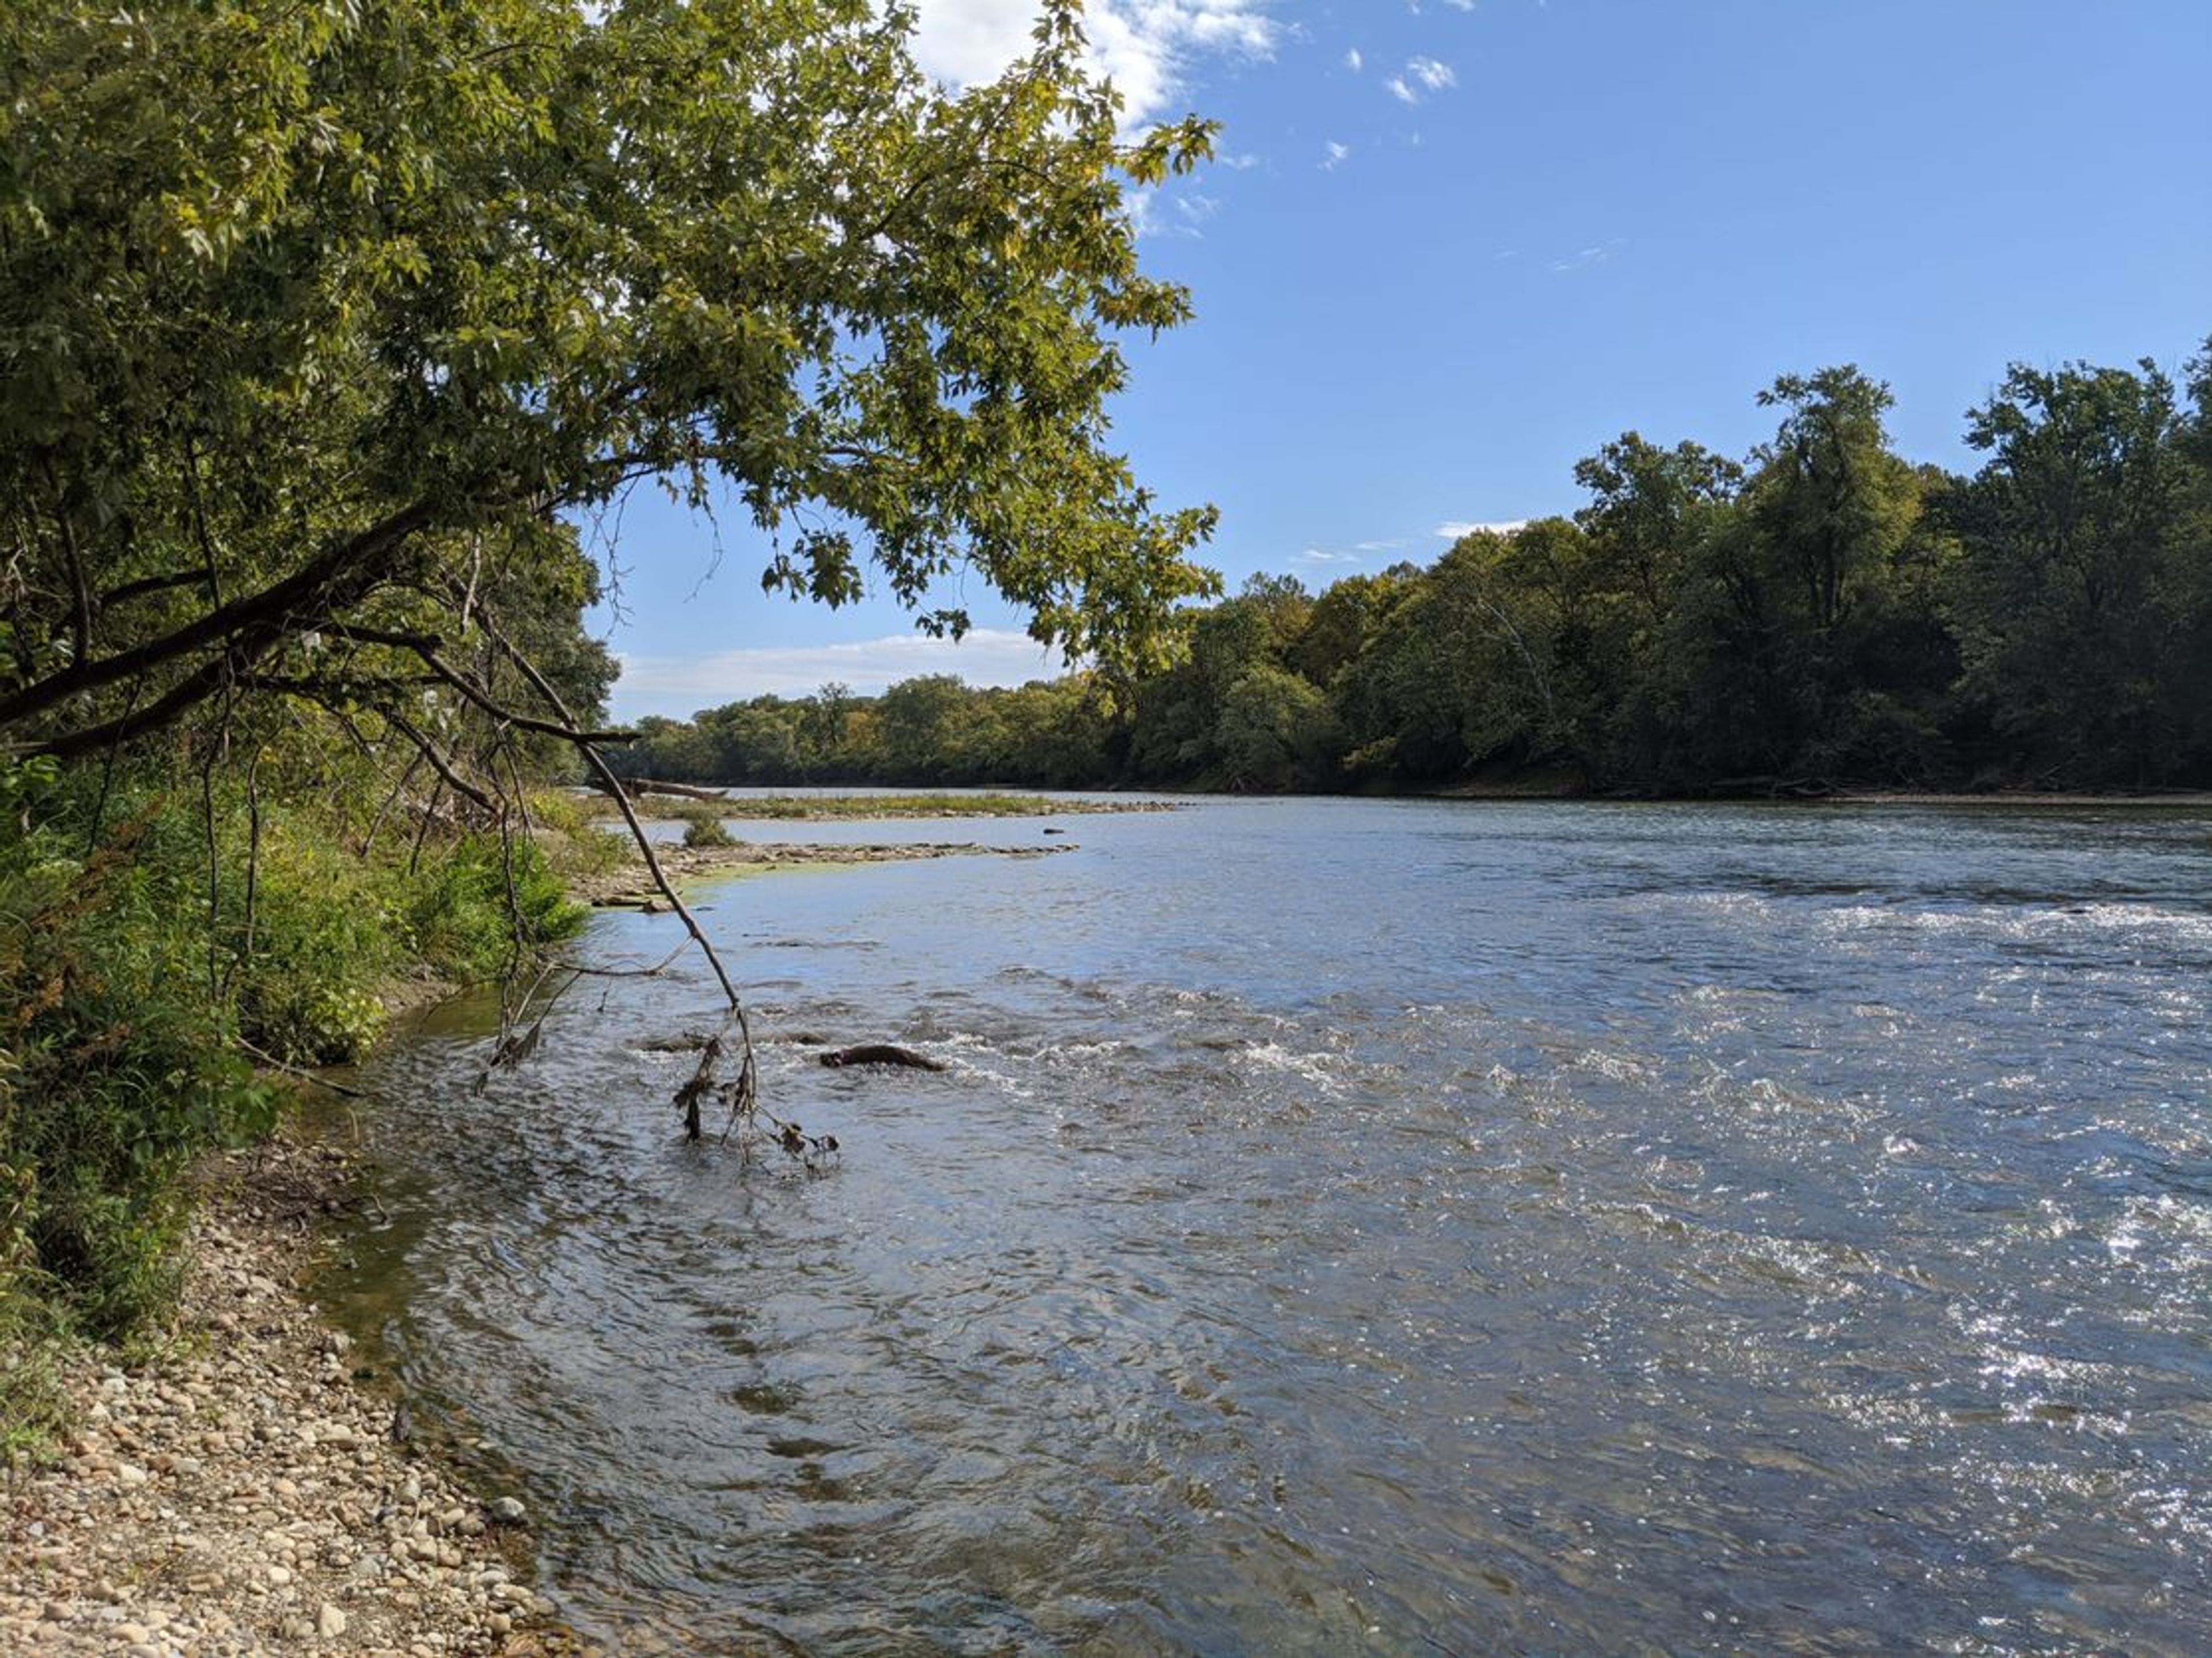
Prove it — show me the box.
[0,502,435,741]
[372,704,500,818]
[100,568,219,609]
[460,587,760,1139]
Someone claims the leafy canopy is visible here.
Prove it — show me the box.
[0,0,1219,762]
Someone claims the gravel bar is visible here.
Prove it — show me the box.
[1,1139,583,1656]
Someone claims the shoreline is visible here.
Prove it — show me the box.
[2,831,1067,1656]
[1,1135,578,1657]
[571,836,1076,909]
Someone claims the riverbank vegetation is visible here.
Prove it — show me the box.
[2,0,1220,1420]
[611,346,2212,797]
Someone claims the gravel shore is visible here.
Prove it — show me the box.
[575,836,1074,908]
[1,1139,579,1657]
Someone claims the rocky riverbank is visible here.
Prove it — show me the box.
[1,830,1086,1654]
[0,1138,579,1657]
[575,836,1075,909]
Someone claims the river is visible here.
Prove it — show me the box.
[328,798,2212,1653]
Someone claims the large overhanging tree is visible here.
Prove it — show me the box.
[1,0,1219,1135]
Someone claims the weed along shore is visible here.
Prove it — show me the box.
[1,1136,578,1657]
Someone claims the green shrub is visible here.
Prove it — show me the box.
[407,832,586,984]
[227,814,404,1064]
[0,771,586,1354]
[0,811,279,1338]
[2,1132,72,1459]
[527,788,628,881]
[681,815,738,849]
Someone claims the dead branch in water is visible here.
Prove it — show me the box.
[454,587,760,1141]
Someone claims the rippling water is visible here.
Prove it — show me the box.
[328,799,2212,1653]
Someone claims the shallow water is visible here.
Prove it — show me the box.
[331,799,2212,1653]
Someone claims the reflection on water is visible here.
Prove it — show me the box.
[327,800,2212,1652]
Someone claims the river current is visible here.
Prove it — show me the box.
[331,798,2212,1653]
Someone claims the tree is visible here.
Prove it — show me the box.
[1337,529,1559,781]
[0,0,1225,1154]
[1658,367,1933,784]
[1949,358,2194,783]
[874,674,1001,783]
[1123,576,1306,782]
[996,676,1115,785]
[0,0,1219,776]
[1574,433,1743,628]
[1568,434,1743,783]
[1214,665,1340,792]
[1748,369,1918,640]
[1286,568,1419,692]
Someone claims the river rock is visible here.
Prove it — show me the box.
[0,1136,565,1657]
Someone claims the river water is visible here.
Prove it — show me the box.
[330,798,2212,1654]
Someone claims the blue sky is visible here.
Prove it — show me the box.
[598,0,2212,720]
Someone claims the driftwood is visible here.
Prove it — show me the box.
[586,776,728,803]
[819,1044,946,1072]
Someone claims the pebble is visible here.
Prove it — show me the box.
[0,1139,566,1656]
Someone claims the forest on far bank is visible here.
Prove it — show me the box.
[613,349,2212,797]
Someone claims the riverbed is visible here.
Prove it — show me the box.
[329,798,2212,1653]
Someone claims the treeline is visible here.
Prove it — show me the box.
[617,349,2212,795]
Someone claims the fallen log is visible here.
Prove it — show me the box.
[588,776,729,803]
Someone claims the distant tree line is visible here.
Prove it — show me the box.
[613,344,2212,795]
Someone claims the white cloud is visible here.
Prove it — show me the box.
[1408,55,1457,92]
[1321,139,1352,169]
[1174,191,1222,230]
[1434,519,1527,540]
[1387,54,1457,104]
[906,1,1277,131]
[1345,47,1363,71]
[612,627,1065,717]
[1548,237,1626,273]
[1291,548,1359,568]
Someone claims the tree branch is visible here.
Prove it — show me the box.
[365,704,499,818]
[100,567,219,609]
[461,587,758,1139]
[0,501,436,739]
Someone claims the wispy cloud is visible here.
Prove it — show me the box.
[1291,548,1361,568]
[1345,46,1363,71]
[1435,519,1527,540]
[1321,139,1353,170]
[1548,237,1627,274]
[1387,55,1457,104]
[1173,192,1222,233]
[1409,55,1457,91]
[612,628,1063,718]
[907,1,1278,131]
